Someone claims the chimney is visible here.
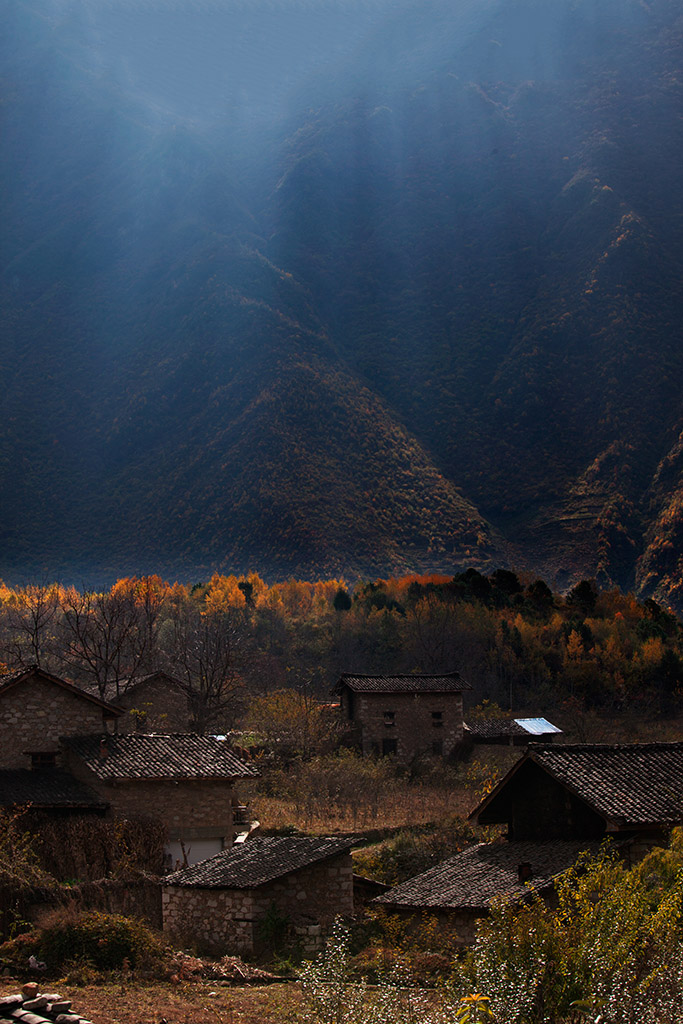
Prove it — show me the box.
[518,862,533,883]
[99,736,109,759]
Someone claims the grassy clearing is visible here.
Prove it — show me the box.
[243,749,514,834]
[251,783,473,832]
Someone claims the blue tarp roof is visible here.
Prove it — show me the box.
[515,717,562,735]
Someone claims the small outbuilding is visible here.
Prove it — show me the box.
[465,717,562,746]
[162,835,356,955]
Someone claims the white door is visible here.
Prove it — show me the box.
[166,837,223,870]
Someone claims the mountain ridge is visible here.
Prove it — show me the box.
[2,0,683,606]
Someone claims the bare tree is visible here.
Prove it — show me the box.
[0,584,60,670]
[57,584,160,700]
[162,604,245,734]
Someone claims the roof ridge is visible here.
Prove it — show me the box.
[532,741,683,752]
[340,671,461,678]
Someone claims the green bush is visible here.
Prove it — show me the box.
[0,908,164,976]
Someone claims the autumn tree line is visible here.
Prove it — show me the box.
[0,569,682,737]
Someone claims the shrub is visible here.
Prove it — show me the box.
[300,919,465,1024]
[463,832,683,1024]
[0,808,51,888]
[353,817,481,886]
[0,907,164,976]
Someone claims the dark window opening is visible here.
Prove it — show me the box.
[383,711,395,727]
[31,751,57,769]
[432,711,443,727]
[382,738,398,757]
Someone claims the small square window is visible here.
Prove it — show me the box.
[383,711,395,727]
[432,711,443,728]
[31,751,57,769]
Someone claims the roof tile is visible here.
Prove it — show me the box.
[526,742,683,827]
[63,734,258,781]
[0,769,107,809]
[333,673,470,694]
[164,836,356,889]
[374,839,601,911]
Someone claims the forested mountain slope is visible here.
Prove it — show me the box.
[2,0,683,606]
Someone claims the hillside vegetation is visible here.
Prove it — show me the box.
[2,0,683,607]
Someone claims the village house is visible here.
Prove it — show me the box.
[162,835,355,955]
[374,742,683,941]
[472,741,683,850]
[0,666,120,770]
[333,672,470,761]
[61,732,258,867]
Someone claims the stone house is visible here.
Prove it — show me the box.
[374,741,683,941]
[332,672,470,761]
[61,733,258,867]
[162,835,355,955]
[112,672,192,734]
[0,666,120,770]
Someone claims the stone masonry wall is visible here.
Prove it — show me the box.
[162,852,354,956]
[162,887,255,954]
[0,675,111,769]
[355,692,464,761]
[115,677,191,734]
[63,758,235,842]
[251,852,354,927]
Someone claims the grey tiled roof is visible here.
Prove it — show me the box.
[527,743,683,827]
[164,836,356,889]
[0,666,120,714]
[63,734,258,781]
[374,839,600,912]
[465,719,529,739]
[333,672,470,694]
[465,717,562,740]
[0,769,107,809]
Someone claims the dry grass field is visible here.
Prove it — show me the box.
[0,980,303,1024]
